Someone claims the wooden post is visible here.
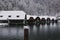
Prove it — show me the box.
[7,18,10,26]
[25,14,27,25]
[24,14,29,40]
[24,26,29,40]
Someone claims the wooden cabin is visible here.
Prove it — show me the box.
[0,11,26,25]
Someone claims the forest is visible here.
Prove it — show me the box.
[0,0,60,16]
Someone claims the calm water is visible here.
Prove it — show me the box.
[0,23,60,40]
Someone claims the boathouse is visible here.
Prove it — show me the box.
[27,15,37,24]
[0,11,26,25]
[27,15,57,24]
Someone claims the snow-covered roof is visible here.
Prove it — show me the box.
[27,15,56,20]
[27,15,37,20]
[39,16,49,19]
[49,16,56,20]
[0,11,26,20]
[39,16,56,20]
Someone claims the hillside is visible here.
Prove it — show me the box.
[0,0,60,16]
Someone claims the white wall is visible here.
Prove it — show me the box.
[27,15,37,20]
[27,15,56,20]
[0,11,26,20]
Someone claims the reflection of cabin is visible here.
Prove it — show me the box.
[0,11,26,25]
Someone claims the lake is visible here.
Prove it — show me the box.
[0,23,60,40]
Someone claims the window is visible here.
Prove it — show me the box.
[0,15,3,17]
[16,15,19,18]
[8,15,11,17]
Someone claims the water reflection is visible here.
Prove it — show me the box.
[29,23,60,40]
[0,23,60,40]
[0,26,24,40]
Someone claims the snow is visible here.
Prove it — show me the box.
[27,15,56,20]
[39,16,49,19]
[0,11,56,20]
[39,16,56,20]
[0,23,8,26]
[0,11,26,20]
[27,15,37,20]
[24,26,29,29]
